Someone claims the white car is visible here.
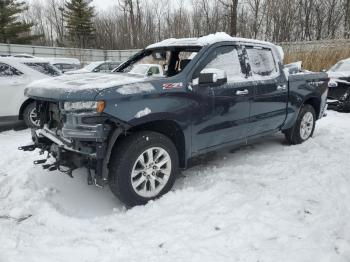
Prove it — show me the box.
[328,58,350,79]
[47,58,81,73]
[11,55,81,74]
[12,54,36,58]
[66,61,121,74]
[128,64,164,77]
[0,57,61,128]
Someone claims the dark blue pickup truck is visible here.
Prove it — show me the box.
[22,33,328,206]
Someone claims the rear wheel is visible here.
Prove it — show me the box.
[23,102,40,128]
[108,131,179,207]
[284,104,316,145]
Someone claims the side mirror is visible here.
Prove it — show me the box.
[147,70,153,76]
[198,68,227,86]
[93,68,100,72]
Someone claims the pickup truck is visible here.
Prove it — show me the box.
[22,33,329,207]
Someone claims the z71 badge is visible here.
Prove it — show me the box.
[162,82,183,90]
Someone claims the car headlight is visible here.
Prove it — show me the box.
[64,101,105,113]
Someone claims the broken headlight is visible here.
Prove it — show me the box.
[64,101,105,112]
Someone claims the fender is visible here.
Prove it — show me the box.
[102,127,123,181]
[282,93,321,130]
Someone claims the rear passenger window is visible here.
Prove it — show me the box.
[57,63,75,70]
[246,47,277,77]
[202,46,246,82]
[0,63,23,76]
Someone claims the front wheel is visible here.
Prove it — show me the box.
[23,102,40,128]
[284,104,316,145]
[108,131,179,207]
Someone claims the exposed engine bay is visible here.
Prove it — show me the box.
[18,101,117,187]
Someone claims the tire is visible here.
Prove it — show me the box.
[284,104,316,145]
[23,102,40,128]
[108,131,179,207]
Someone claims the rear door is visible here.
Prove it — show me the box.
[244,46,288,136]
[0,63,27,118]
[191,45,253,153]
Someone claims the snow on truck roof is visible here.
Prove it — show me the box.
[146,32,284,61]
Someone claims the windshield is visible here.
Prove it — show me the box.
[83,62,103,71]
[330,60,350,72]
[115,47,201,77]
[23,62,61,76]
[129,64,150,75]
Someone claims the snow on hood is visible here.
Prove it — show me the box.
[25,72,146,100]
[27,73,144,91]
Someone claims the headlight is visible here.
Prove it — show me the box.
[64,101,105,112]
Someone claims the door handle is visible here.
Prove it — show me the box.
[277,84,287,91]
[236,89,249,96]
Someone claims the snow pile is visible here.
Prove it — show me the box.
[1,111,350,262]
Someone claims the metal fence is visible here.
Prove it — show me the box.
[0,43,140,64]
[1,39,349,65]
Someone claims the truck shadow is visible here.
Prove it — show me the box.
[38,133,287,219]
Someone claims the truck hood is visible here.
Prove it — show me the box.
[25,72,146,100]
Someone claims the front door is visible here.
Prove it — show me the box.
[191,45,253,153]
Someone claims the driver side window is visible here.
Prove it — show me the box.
[202,46,246,83]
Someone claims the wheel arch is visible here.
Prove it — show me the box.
[282,95,321,131]
[303,96,321,119]
[128,120,186,168]
[109,119,187,169]
[18,98,35,120]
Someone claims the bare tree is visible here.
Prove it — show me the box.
[218,0,238,36]
[344,0,350,38]
[21,0,350,49]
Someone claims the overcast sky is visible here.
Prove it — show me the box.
[91,0,116,11]
[25,0,119,11]
[25,0,189,12]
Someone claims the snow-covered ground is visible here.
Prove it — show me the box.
[1,111,350,262]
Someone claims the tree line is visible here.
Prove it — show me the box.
[1,0,350,49]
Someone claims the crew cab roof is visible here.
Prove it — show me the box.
[146,32,284,61]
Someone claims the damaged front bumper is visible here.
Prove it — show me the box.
[20,110,118,187]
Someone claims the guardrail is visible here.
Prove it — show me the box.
[0,43,140,64]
